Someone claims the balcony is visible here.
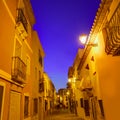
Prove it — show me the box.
[104,4,120,56]
[81,87,93,91]
[15,8,28,40]
[11,56,26,84]
[81,85,93,98]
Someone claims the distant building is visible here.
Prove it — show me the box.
[32,31,45,120]
[43,72,56,116]
[58,88,69,108]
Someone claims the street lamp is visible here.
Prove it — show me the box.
[79,34,98,47]
[79,34,88,44]
[68,78,71,83]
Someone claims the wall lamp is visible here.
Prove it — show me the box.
[79,34,98,47]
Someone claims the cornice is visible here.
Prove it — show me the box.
[88,0,113,43]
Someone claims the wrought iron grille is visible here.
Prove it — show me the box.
[12,56,26,83]
[16,8,28,32]
[105,4,120,56]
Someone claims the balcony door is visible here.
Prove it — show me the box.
[15,39,22,58]
[90,97,97,120]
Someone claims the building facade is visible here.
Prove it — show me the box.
[42,72,56,119]
[58,88,69,109]
[32,31,45,120]
[69,0,120,120]
[89,1,120,120]
[0,0,45,120]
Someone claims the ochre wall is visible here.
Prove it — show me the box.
[0,0,15,74]
[95,32,120,120]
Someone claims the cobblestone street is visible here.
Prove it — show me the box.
[46,109,83,120]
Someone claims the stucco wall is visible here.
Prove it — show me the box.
[95,31,120,120]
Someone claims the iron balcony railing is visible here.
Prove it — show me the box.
[11,56,26,84]
[16,8,28,32]
[105,3,120,56]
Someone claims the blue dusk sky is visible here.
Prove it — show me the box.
[30,0,101,91]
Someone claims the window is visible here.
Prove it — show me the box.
[91,56,94,61]
[0,85,3,120]
[12,38,26,83]
[24,96,29,118]
[26,55,30,75]
[85,64,89,70]
[80,98,84,108]
[84,100,90,116]
[39,82,44,92]
[39,49,42,66]
[98,100,105,117]
[33,98,38,115]
[45,100,48,111]
[16,8,28,32]
[66,96,68,101]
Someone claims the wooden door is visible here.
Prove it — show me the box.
[9,91,21,120]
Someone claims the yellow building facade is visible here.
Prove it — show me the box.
[32,31,45,120]
[43,72,56,118]
[70,0,120,120]
[91,1,120,120]
[58,88,69,109]
[0,0,45,120]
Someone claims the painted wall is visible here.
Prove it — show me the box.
[0,0,39,120]
[0,0,15,74]
[94,32,120,120]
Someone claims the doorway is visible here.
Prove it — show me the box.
[9,91,21,120]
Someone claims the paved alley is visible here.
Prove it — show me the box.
[46,109,83,120]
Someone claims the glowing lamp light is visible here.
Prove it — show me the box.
[79,34,88,44]
[68,78,71,82]
[79,34,98,47]
[66,91,69,95]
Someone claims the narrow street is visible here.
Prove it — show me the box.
[46,109,83,120]
[1,0,120,120]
